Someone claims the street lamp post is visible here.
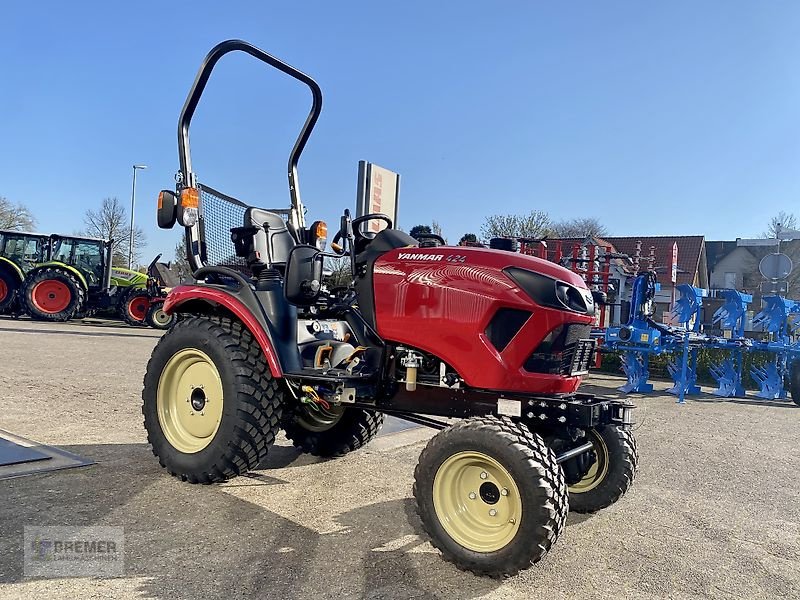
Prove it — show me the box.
[129,164,148,269]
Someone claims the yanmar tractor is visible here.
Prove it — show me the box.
[144,40,637,577]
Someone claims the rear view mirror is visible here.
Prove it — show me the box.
[157,190,178,229]
[285,245,324,305]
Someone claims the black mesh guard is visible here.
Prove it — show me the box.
[197,184,251,276]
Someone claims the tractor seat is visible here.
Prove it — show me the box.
[245,207,296,268]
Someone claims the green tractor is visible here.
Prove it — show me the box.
[0,229,50,314]
[20,234,148,322]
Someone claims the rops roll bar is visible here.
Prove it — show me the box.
[177,39,323,230]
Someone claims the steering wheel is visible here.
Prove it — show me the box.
[351,214,393,241]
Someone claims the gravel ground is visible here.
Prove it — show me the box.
[0,316,798,600]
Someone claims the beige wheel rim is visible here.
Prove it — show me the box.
[433,451,522,553]
[157,348,224,453]
[569,430,609,494]
[151,307,172,326]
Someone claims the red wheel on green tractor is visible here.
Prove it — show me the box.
[122,289,150,327]
[0,271,18,313]
[23,268,85,321]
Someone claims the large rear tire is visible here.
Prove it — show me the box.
[23,268,84,321]
[0,270,19,313]
[121,288,150,326]
[561,426,638,514]
[142,316,283,483]
[282,405,383,457]
[413,416,568,577]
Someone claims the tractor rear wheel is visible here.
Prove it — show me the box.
[790,360,800,407]
[560,426,638,514]
[0,270,19,313]
[142,316,283,483]
[146,301,177,330]
[282,405,383,457]
[23,268,84,321]
[122,288,150,326]
[413,416,568,577]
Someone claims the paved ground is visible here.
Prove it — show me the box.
[0,316,798,599]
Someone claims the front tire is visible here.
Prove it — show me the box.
[23,268,84,321]
[142,316,283,483]
[282,405,383,457]
[413,416,568,577]
[562,426,638,514]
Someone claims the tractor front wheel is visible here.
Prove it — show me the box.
[146,301,177,330]
[23,269,84,321]
[559,426,638,514]
[0,270,19,313]
[142,316,283,483]
[413,416,568,577]
[122,288,150,326]
[282,405,383,457]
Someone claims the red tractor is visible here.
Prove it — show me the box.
[143,40,637,577]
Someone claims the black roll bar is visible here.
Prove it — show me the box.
[177,39,323,227]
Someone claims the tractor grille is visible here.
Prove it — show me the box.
[524,323,595,376]
[198,184,251,276]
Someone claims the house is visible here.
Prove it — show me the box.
[603,236,708,324]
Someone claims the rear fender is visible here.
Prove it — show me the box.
[28,263,89,290]
[163,285,283,378]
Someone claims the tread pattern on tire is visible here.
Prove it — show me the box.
[23,268,85,321]
[121,288,150,327]
[282,407,384,457]
[142,315,283,484]
[568,425,638,514]
[413,416,568,577]
[0,269,20,313]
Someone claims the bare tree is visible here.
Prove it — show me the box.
[480,210,551,240]
[762,211,799,239]
[82,197,146,267]
[0,196,36,231]
[323,256,352,289]
[431,220,448,244]
[550,217,608,239]
[173,235,193,281]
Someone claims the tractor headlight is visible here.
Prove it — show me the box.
[504,267,593,315]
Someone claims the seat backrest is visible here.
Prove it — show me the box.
[245,207,296,267]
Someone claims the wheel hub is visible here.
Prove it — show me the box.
[156,348,224,454]
[190,387,207,411]
[433,451,522,553]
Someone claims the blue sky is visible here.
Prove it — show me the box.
[1,1,800,262]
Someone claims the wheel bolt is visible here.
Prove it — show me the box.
[489,509,497,517]
[480,471,488,480]
[509,518,516,525]
[500,488,508,496]
[189,411,194,416]
[469,492,476,500]
[200,412,204,416]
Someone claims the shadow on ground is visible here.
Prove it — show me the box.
[0,443,503,599]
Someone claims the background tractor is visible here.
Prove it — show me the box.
[0,229,49,314]
[21,234,147,321]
